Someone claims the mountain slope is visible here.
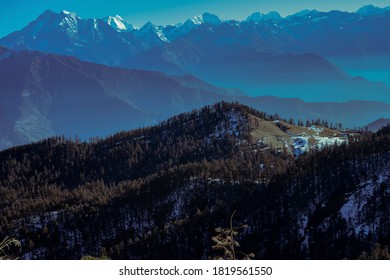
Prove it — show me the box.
[364,118,390,132]
[238,96,390,129]
[0,48,234,149]
[0,10,143,66]
[124,15,390,102]
[1,102,389,260]
[2,47,390,149]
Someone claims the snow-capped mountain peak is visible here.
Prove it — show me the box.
[188,12,222,26]
[104,15,134,31]
[172,13,222,41]
[135,21,170,44]
[138,21,162,34]
[57,10,80,35]
[189,15,203,25]
[60,10,80,19]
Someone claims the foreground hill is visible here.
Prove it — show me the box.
[1,102,389,260]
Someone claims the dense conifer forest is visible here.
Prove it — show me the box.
[0,102,389,259]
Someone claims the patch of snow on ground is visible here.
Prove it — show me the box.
[308,125,323,135]
[156,29,170,42]
[290,132,347,157]
[314,136,347,150]
[292,137,309,157]
[339,176,387,235]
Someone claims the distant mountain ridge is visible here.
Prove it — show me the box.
[365,118,390,132]
[0,48,236,149]
[1,47,390,150]
[2,7,390,148]
[2,5,390,58]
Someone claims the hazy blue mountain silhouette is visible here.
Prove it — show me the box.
[0,48,234,148]
[2,48,390,149]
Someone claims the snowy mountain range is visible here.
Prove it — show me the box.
[104,15,135,32]
[1,6,390,102]
[2,5,390,58]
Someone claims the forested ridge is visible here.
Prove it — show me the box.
[0,102,389,259]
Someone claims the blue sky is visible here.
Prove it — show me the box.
[0,0,389,37]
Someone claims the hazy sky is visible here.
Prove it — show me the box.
[0,0,389,37]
